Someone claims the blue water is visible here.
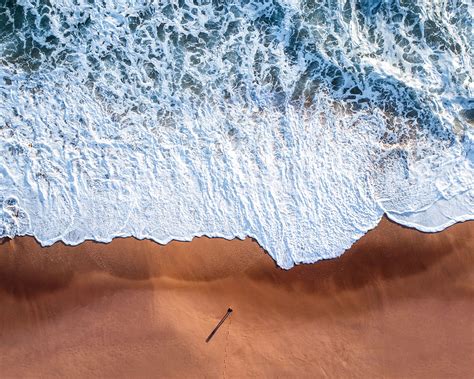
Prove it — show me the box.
[0,0,472,268]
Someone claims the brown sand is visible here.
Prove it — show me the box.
[0,217,473,378]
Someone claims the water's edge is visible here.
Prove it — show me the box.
[7,215,472,270]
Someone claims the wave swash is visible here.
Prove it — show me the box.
[0,0,472,268]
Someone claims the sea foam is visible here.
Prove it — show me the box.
[0,0,472,268]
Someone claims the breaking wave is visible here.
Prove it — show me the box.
[0,0,472,268]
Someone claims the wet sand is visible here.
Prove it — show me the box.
[0,217,473,378]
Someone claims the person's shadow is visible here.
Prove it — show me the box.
[206,308,233,343]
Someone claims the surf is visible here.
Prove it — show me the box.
[0,0,472,268]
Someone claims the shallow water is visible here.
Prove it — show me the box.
[0,0,472,267]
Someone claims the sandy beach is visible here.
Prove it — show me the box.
[0,217,472,378]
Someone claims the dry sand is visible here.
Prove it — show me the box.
[0,217,473,378]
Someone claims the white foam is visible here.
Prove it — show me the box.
[0,0,472,268]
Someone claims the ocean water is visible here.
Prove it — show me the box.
[0,0,472,268]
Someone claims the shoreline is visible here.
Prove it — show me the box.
[0,217,473,377]
[3,215,473,270]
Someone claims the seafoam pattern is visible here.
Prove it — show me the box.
[0,0,473,268]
